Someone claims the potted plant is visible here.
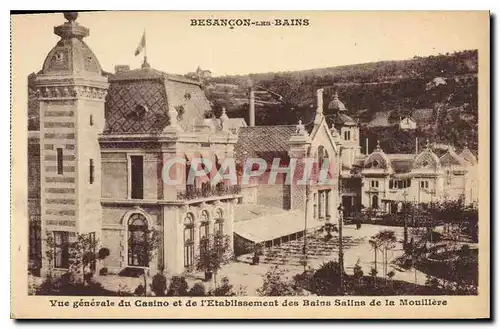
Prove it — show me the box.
[324,222,338,241]
[252,243,262,265]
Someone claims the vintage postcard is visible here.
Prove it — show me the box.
[11,11,490,319]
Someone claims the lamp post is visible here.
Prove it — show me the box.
[303,145,312,273]
[403,190,409,248]
[338,204,344,294]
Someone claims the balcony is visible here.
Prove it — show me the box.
[177,182,241,201]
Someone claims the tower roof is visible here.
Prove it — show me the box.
[327,91,347,111]
[40,12,103,76]
[104,65,210,134]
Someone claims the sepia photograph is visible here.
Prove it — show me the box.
[10,10,490,319]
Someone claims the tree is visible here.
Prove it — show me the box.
[44,232,99,285]
[368,238,381,274]
[372,230,397,284]
[350,259,364,291]
[131,227,161,296]
[195,234,232,288]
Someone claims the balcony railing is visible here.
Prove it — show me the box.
[177,183,241,200]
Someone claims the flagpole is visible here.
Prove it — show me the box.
[144,29,147,63]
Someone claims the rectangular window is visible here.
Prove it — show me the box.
[130,155,144,199]
[389,180,393,189]
[53,231,69,269]
[371,180,379,188]
[56,148,63,175]
[420,181,429,189]
[89,159,94,184]
[344,131,351,140]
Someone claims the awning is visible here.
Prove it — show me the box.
[234,209,325,243]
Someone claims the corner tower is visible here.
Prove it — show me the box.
[328,91,361,168]
[35,13,108,275]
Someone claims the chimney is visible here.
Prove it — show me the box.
[114,65,130,73]
[366,138,369,154]
[316,88,324,114]
[415,137,419,154]
[249,87,255,126]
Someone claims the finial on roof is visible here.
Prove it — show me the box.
[220,107,229,132]
[375,140,382,151]
[220,107,228,120]
[424,139,432,151]
[164,105,183,132]
[141,56,151,69]
[296,119,306,135]
[333,90,339,101]
[64,12,78,22]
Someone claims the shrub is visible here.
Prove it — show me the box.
[98,247,110,260]
[188,283,206,296]
[151,271,168,296]
[134,284,145,296]
[210,277,236,296]
[310,261,343,295]
[167,276,189,296]
[257,266,304,296]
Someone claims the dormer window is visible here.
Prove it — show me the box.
[54,52,64,61]
[133,104,148,118]
[344,130,351,140]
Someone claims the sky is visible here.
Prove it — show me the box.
[12,11,488,78]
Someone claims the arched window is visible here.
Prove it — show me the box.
[318,146,325,171]
[128,213,148,267]
[214,209,224,255]
[372,195,379,209]
[215,209,224,236]
[184,213,195,269]
[200,210,210,253]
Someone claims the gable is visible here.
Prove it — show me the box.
[440,152,467,167]
[310,117,338,157]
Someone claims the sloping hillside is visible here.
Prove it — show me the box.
[203,50,478,154]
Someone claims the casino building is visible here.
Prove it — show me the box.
[28,13,240,277]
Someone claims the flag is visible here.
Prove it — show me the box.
[134,31,146,56]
